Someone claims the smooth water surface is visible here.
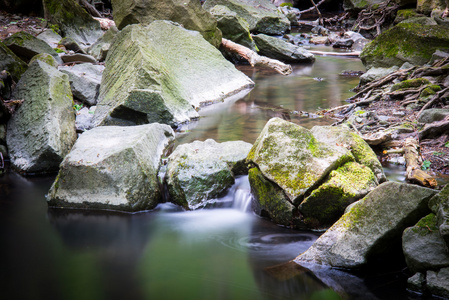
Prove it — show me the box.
[1,55,413,300]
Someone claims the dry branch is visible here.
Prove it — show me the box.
[404,137,437,188]
[221,38,292,76]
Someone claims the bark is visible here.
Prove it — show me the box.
[221,38,292,76]
[404,137,437,188]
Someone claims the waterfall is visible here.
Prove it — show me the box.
[232,176,253,212]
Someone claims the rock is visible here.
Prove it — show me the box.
[111,0,222,47]
[359,66,399,85]
[295,182,437,269]
[87,26,119,62]
[58,37,86,54]
[252,34,315,63]
[6,60,77,174]
[417,108,449,123]
[332,39,353,49]
[343,0,384,11]
[47,124,174,211]
[309,36,329,45]
[247,118,354,205]
[429,49,449,65]
[3,31,62,64]
[360,23,449,68]
[42,0,103,50]
[36,29,62,49]
[203,0,291,35]
[417,0,447,15]
[93,21,253,128]
[394,9,425,24]
[436,185,449,247]
[429,184,449,213]
[299,162,378,228]
[61,54,97,64]
[407,272,426,293]
[75,106,95,132]
[59,63,104,106]
[166,139,252,209]
[400,16,438,25]
[0,41,27,82]
[427,268,449,298]
[311,25,329,36]
[403,213,449,273]
[209,5,256,50]
[248,167,303,228]
[29,53,59,68]
[311,125,386,183]
[278,5,300,26]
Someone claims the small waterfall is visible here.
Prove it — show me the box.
[232,176,253,212]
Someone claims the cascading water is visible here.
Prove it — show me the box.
[231,176,253,212]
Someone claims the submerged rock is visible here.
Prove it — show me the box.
[252,34,315,63]
[295,182,436,269]
[4,31,62,64]
[111,0,222,47]
[360,23,449,68]
[166,139,252,209]
[47,124,174,211]
[203,0,290,35]
[93,21,253,128]
[6,60,76,174]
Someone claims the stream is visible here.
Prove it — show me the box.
[0,55,415,300]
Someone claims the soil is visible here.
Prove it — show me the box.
[0,10,46,41]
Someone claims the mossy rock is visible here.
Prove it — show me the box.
[394,9,424,24]
[391,78,431,92]
[0,41,27,81]
[247,118,354,205]
[417,0,447,15]
[400,17,438,25]
[360,23,449,68]
[299,162,377,229]
[29,53,59,68]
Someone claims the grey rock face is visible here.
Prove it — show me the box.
[252,34,315,63]
[417,108,449,124]
[0,41,27,81]
[166,139,252,209]
[93,21,253,128]
[6,60,77,173]
[87,26,119,62]
[47,124,175,211]
[295,182,436,269]
[427,268,449,298]
[59,63,104,106]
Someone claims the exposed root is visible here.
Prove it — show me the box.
[352,0,399,37]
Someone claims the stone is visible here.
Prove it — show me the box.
[427,268,449,298]
[58,37,86,54]
[360,23,449,68]
[309,36,329,45]
[400,16,438,25]
[299,162,378,228]
[29,53,59,68]
[36,29,63,49]
[359,66,399,85]
[87,26,119,62]
[295,182,437,269]
[111,0,222,47]
[93,21,254,128]
[4,31,63,64]
[278,5,300,26]
[203,0,291,35]
[252,34,315,63]
[332,39,354,49]
[61,54,97,64]
[166,139,252,209]
[6,60,77,174]
[394,9,425,24]
[428,184,449,213]
[43,0,103,50]
[429,50,449,65]
[59,63,104,106]
[343,0,384,11]
[0,41,27,81]
[402,213,449,273]
[436,186,449,247]
[417,0,447,15]
[417,108,449,123]
[209,5,256,50]
[47,124,174,211]
[311,125,386,183]
[247,118,355,205]
[407,272,426,293]
[75,106,95,132]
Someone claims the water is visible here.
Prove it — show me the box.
[0,54,414,299]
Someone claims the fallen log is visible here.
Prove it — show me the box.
[404,137,437,188]
[221,38,292,76]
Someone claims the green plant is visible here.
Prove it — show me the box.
[73,104,83,111]
[433,152,444,156]
[280,2,293,7]
[445,141,449,148]
[422,160,431,170]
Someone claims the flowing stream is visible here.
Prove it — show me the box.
[0,54,414,299]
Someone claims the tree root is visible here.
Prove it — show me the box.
[404,137,437,188]
[352,0,399,37]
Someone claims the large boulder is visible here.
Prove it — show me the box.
[252,34,315,63]
[210,5,256,50]
[59,63,104,106]
[0,41,27,82]
[311,125,386,183]
[166,139,252,209]
[203,0,290,35]
[295,182,437,269]
[3,31,63,64]
[87,26,119,62]
[111,0,222,48]
[47,124,174,211]
[42,0,103,50]
[417,0,448,15]
[247,118,354,205]
[360,23,449,69]
[93,21,254,128]
[6,60,77,174]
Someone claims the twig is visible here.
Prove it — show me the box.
[299,0,326,14]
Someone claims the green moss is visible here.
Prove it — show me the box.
[391,78,431,91]
[412,213,438,235]
[280,2,293,7]
[396,8,419,19]
[421,85,441,97]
